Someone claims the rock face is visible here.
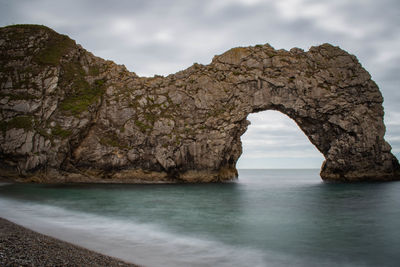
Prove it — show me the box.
[0,25,399,182]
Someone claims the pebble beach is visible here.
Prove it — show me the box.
[0,217,138,267]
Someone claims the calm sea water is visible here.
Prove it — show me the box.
[0,169,399,267]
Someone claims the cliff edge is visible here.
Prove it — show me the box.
[1,25,399,182]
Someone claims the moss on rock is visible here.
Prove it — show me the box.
[51,125,72,139]
[0,116,33,133]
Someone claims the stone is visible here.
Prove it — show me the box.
[44,76,58,94]
[0,24,399,183]
[3,128,27,153]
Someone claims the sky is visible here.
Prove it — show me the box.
[0,0,399,169]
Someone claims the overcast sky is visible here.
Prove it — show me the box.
[1,0,399,169]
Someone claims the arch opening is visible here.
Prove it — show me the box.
[237,110,324,169]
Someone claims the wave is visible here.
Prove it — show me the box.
[0,197,269,267]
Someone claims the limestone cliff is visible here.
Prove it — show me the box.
[0,25,399,182]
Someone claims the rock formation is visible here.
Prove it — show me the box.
[0,25,399,183]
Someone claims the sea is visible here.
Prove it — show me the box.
[0,169,399,267]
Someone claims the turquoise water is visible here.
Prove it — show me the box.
[0,169,399,267]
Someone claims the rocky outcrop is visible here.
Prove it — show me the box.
[0,25,399,182]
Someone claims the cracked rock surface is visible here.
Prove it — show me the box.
[0,25,399,182]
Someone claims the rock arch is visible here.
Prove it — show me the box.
[207,44,400,181]
[0,25,399,182]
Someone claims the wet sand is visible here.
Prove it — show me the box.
[0,217,139,266]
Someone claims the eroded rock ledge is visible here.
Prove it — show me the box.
[0,25,399,183]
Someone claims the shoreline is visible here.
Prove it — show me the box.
[0,217,139,267]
